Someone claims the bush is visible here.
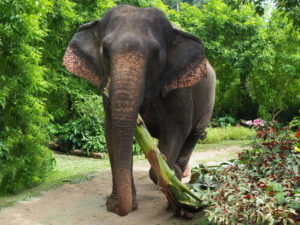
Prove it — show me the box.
[190,121,300,224]
[54,94,106,154]
[290,116,300,131]
[199,126,255,144]
[0,0,54,194]
[212,116,239,128]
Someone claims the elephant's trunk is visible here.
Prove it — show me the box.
[109,51,145,216]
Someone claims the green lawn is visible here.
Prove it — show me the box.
[195,139,251,151]
[199,126,255,144]
[0,152,110,209]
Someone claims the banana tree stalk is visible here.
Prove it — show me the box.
[104,80,204,218]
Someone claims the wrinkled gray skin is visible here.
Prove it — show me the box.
[63,4,215,216]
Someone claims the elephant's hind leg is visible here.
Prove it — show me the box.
[176,108,213,176]
[175,129,206,178]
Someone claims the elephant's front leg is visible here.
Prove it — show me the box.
[103,96,138,213]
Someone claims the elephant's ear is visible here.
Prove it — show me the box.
[63,20,106,89]
[162,28,207,97]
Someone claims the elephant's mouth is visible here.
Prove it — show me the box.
[63,46,101,88]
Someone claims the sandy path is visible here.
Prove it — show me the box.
[0,146,243,225]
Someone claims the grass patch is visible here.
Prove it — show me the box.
[0,152,111,210]
[44,152,110,184]
[199,126,255,144]
[195,140,251,151]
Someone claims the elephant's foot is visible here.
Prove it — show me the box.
[106,194,138,215]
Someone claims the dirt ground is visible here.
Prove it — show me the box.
[0,146,243,225]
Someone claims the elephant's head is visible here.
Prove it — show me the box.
[63,4,207,216]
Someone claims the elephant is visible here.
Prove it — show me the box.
[63,4,216,216]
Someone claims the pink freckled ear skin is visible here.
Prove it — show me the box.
[63,47,101,88]
[163,57,207,95]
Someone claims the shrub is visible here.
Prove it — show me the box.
[0,0,54,194]
[57,117,107,154]
[211,116,239,128]
[55,94,106,154]
[190,121,300,224]
[290,116,300,130]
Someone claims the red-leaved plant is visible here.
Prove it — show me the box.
[189,120,300,224]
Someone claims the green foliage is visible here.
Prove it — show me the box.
[57,117,106,153]
[289,116,300,130]
[55,94,107,154]
[190,122,300,224]
[114,0,168,10]
[211,116,239,128]
[0,0,55,194]
[161,0,180,9]
[226,0,300,29]
[132,138,142,155]
[160,0,208,9]
[249,10,300,121]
